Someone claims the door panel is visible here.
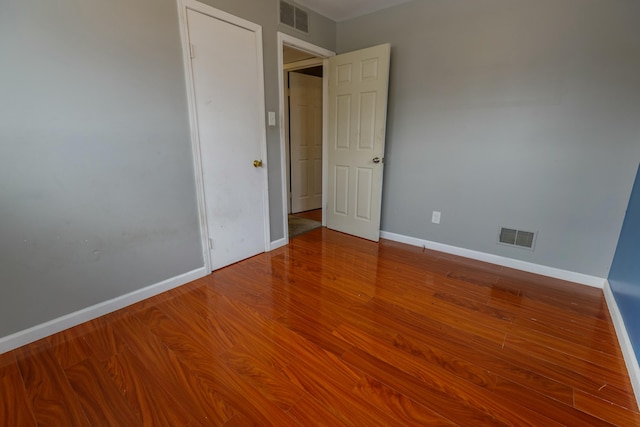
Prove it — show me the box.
[334,166,349,215]
[356,167,373,220]
[327,44,391,242]
[358,93,377,150]
[186,9,267,270]
[336,96,351,149]
[290,72,322,213]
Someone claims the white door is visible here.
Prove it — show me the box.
[326,44,391,242]
[290,72,322,213]
[186,8,269,270]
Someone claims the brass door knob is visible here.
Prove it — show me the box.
[253,160,263,168]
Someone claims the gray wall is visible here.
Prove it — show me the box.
[6,0,637,340]
[0,0,203,337]
[0,0,335,339]
[337,0,640,277]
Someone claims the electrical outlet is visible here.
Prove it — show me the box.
[431,211,441,224]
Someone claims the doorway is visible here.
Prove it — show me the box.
[284,49,322,237]
[277,34,334,243]
[277,35,391,245]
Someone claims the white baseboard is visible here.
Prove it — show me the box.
[380,231,605,288]
[0,267,208,355]
[270,237,288,251]
[603,280,640,408]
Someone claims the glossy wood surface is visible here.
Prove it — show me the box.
[291,208,322,222]
[2,228,639,426]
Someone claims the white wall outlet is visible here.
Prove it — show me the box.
[268,111,276,127]
[431,211,441,224]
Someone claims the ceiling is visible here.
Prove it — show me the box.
[294,0,413,22]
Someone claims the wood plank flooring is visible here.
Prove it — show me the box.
[2,228,639,426]
[292,208,322,222]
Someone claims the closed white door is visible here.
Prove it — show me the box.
[186,8,268,270]
[290,72,322,213]
[326,44,391,242]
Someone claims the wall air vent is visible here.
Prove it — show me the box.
[499,227,536,250]
[280,1,309,33]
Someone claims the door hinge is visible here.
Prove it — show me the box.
[190,44,195,59]
[208,237,213,249]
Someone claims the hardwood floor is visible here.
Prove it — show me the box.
[2,228,639,426]
[291,208,322,222]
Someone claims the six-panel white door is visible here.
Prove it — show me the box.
[290,72,323,214]
[186,8,268,270]
[326,44,391,242]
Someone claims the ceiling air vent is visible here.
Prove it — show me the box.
[280,1,309,33]
[499,227,536,250]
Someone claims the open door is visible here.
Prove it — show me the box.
[326,44,391,242]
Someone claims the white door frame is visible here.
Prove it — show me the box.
[276,32,334,247]
[178,0,271,271]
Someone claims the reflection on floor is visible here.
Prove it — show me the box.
[3,228,637,425]
[289,209,322,238]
